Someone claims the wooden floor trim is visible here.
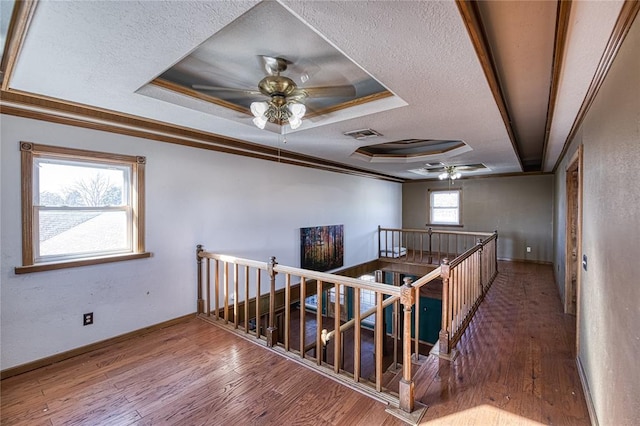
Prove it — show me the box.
[0,313,195,380]
[577,355,599,426]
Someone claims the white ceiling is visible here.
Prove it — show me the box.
[4,0,627,180]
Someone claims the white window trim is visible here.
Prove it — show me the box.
[427,188,463,227]
[16,142,150,274]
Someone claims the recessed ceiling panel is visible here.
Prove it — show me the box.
[139,1,398,127]
[352,139,472,164]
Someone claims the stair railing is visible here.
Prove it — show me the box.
[196,247,438,415]
[378,226,494,265]
[437,231,498,356]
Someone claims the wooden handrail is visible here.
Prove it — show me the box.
[276,264,402,296]
[379,226,494,237]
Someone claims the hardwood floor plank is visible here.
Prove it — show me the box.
[1,261,590,425]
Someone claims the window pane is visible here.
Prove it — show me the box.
[36,160,129,207]
[432,191,459,208]
[432,208,459,224]
[38,210,130,258]
[430,190,460,224]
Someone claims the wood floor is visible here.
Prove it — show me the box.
[1,261,590,425]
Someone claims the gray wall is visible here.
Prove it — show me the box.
[403,174,554,263]
[1,115,402,370]
[553,14,640,426]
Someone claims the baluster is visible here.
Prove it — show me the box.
[494,231,499,275]
[353,286,361,381]
[375,291,383,392]
[412,276,421,361]
[316,280,323,365]
[300,275,306,358]
[285,274,291,351]
[224,262,229,324]
[391,230,395,258]
[206,258,211,317]
[214,259,219,320]
[267,256,278,347]
[428,227,433,264]
[394,298,399,370]
[478,238,483,298]
[255,269,261,338]
[334,284,341,373]
[244,265,249,333]
[233,263,239,329]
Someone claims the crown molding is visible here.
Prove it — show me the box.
[552,0,640,172]
[0,90,405,183]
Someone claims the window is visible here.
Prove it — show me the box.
[16,142,150,273]
[429,189,461,225]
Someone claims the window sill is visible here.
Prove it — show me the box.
[425,223,464,228]
[15,252,152,274]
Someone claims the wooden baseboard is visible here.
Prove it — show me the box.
[1,313,196,380]
[576,355,598,426]
[497,257,553,265]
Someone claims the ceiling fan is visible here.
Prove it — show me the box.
[192,56,356,129]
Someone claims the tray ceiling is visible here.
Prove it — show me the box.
[0,0,631,180]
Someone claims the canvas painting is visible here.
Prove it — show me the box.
[300,225,344,271]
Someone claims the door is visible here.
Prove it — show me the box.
[565,146,583,353]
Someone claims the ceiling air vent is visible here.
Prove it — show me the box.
[344,128,383,140]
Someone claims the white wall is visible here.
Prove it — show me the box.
[0,115,401,370]
[553,14,640,426]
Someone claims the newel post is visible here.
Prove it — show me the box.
[439,258,451,355]
[267,256,279,347]
[196,245,204,314]
[399,277,415,413]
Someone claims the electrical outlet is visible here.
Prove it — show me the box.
[526,246,531,253]
[83,312,93,326]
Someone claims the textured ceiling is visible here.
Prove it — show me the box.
[2,0,628,180]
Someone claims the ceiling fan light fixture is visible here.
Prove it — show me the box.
[252,115,268,129]
[251,101,269,118]
[288,102,306,119]
[439,166,462,181]
[288,115,302,129]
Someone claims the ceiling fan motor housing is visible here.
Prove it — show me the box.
[258,75,298,98]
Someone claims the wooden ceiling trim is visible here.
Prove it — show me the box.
[404,170,552,184]
[304,91,394,118]
[553,0,640,172]
[455,0,524,172]
[541,0,572,172]
[150,79,394,120]
[1,0,38,91]
[0,90,404,183]
[150,79,249,115]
